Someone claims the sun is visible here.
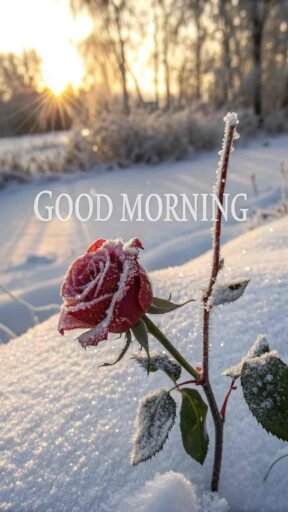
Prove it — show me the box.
[42,44,84,95]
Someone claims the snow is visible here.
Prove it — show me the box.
[224,113,239,128]
[0,215,288,511]
[120,472,229,512]
[0,134,288,341]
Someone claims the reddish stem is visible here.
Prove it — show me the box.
[202,122,237,381]
[169,377,207,392]
[220,379,237,422]
[200,117,238,492]
[169,379,198,392]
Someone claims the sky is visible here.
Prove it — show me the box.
[0,0,93,93]
[0,0,160,96]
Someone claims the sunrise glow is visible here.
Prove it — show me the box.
[42,44,85,95]
[0,0,92,95]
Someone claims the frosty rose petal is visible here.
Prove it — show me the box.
[58,238,153,347]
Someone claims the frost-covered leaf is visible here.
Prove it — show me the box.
[131,390,176,465]
[132,319,150,371]
[147,296,194,315]
[241,352,288,441]
[180,388,209,465]
[211,279,250,306]
[100,330,132,368]
[223,335,270,379]
[133,351,181,382]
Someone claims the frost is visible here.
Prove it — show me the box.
[1,190,288,509]
[224,112,239,128]
[223,335,270,378]
[241,352,288,441]
[78,257,132,347]
[211,278,249,307]
[133,351,181,381]
[131,390,176,465]
[213,112,239,195]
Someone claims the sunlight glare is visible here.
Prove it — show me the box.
[42,44,84,95]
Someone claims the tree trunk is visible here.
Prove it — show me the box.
[114,6,130,115]
[195,25,201,101]
[162,8,171,109]
[119,38,130,115]
[250,0,271,125]
[153,0,160,108]
[219,0,233,105]
[252,10,263,121]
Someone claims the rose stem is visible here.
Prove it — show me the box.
[143,313,227,492]
[143,314,200,380]
[143,113,239,494]
[201,113,239,492]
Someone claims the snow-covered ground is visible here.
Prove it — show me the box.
[1,215,287,512]
[0,134,287,341]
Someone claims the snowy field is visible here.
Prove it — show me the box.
[0,133,287,342]
[1,215,288,511]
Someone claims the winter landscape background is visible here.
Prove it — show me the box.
[1,0,288,511]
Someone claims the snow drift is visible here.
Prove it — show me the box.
[0,216,288,512]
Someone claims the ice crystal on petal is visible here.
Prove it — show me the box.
[131,390,176,465]
[78,259,131,348]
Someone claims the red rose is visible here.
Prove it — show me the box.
[58,238,153,348]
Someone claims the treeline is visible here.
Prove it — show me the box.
[75,0,288,125]
[0,0,288,137]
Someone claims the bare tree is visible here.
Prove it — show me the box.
[0,50,42,101]
[72,0,132,114]
[152,0,160,107]
[238,0,274,123]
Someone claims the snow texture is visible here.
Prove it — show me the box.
[1,134,288,341]
[0,216,288,511]
[120,471,229,512]
[131,390,176,465]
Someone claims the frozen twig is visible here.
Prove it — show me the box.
[201,112,239,492]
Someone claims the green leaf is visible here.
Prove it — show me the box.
[147,296,194,315]
[99,330,132,368]
[133,351,181,382]
[180,388,209,465]
[241,352,288,441]
[132,319,150,372]
[131,390,176,465]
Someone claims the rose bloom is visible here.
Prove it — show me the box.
[58,238,153,348]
